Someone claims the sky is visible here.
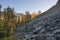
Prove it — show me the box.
[0,0,58,13]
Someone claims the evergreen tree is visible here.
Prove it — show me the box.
[25,11,31,22]
[0,4,2,13]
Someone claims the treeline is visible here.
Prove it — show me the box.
[0,5,41,40]
[16,11,41,26]
[0,5,17,39]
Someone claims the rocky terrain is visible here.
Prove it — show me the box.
[14,0,60,40]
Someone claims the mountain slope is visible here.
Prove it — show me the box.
[15,0,60,40]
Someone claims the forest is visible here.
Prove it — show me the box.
[0,5,41,40]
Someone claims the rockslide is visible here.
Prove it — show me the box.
[14,0,60,40]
